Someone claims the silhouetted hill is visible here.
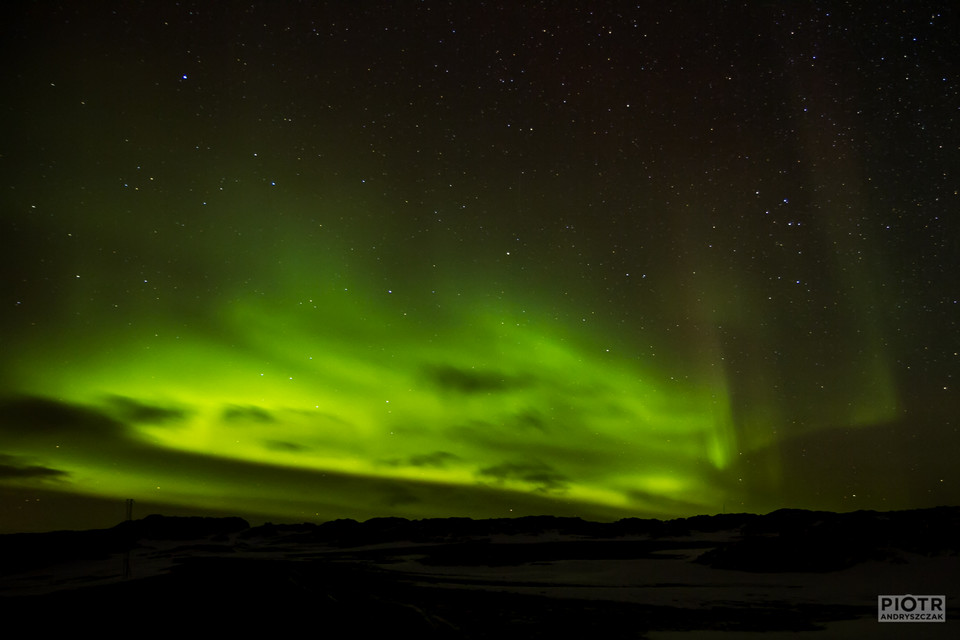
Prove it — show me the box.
[696,506,960,572]
[2,507,958,636]
[0,514,249,574]
[4,507,958,574]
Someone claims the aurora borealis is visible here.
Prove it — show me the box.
[1,2,958,533]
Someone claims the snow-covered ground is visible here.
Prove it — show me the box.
[2,526,957,637]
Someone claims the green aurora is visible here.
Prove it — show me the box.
[1,3,957,532]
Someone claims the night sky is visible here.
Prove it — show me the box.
[1,2,958,533]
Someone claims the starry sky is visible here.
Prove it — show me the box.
[1,2,958,533]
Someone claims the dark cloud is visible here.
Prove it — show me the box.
[380,450,461,469]
[515,410,548,432]
[263,440,310,452]
[0,395,125,441]
[423,365,530,394]
[449,420,623,472]
[105,395,189,425]
[222,405,275,423]
[0,456,634,534]
[0,454,69,481]
[477,461,569,492]
[22,443,596,523]
[408,451,461,468]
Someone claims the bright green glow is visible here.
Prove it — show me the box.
[1,200,913,527]
[3,223,911,526]
[3,268,751,521]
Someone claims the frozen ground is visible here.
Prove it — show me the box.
[1,514,957,637]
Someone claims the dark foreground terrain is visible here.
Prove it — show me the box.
[1,508,958,637]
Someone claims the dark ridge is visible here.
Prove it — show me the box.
[696,506,960,572]
[110,513,249,540]
[3,507,959,576]
[0,514,249,575]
